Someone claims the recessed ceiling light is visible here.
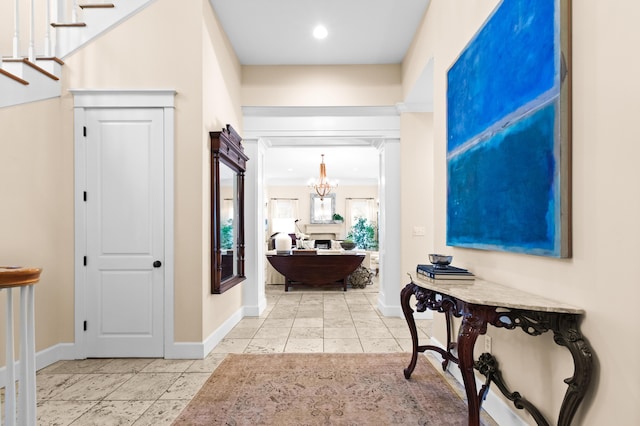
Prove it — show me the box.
[313,25,328,40]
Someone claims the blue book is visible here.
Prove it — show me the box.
[416,264,474,279]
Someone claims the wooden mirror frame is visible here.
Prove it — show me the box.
[210,125,249,294]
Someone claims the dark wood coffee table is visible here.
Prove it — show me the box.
[266,253,365,291]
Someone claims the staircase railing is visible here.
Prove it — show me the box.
[1,0,153,108]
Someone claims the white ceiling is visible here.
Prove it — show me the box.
[209,0,432,65]
[209,0,432,185]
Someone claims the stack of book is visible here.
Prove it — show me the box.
[416,264,475,284]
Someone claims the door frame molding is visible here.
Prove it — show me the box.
[71,89,176,359]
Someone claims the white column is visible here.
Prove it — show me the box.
[28,0,35,61]
[18,285,37,426]
[44,0,52,56]
[71,0,79,23]
[377,139,402,316]
[242,139,267,316]
[4,289,16,426]
[12,0,20,58]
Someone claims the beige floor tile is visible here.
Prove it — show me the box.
[37,400,97,425]
[276,295,302,305]
[293,317,323,328]
[244,338,287,353]
[284,338,324,353]
[96,359,156,374]
[141,359,194,373]
[37,374,85,401]
[54,373,133,401]
[324,327,358,339]
[295,308,324,318]
[324,338,363,353]
[261,317,294,328]
[210,338,250,353]
[388,326,428,340]
[225,326,259,338]
[289,327,324,339]
[253,327,291,339]
[268,307,299,318]
[381,317,409,328]
[360,338,403,353]
[40,359,113,375]
[397,338,415,352]
[324,310,352,319]
[356,327,394,339]
[72,400,153,425]
[323,317,354,328]
[132,399,190,426]
[350,310,382,319]
[159,372,211,400]
[353,318,386,328]
[234,317,266,328]
[105,372,180,401]
[186,353,227,373]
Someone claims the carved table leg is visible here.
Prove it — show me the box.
[457,306,489,426]
[552,314,593,426]
[401,283,420,379]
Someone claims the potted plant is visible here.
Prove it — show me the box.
[340,238,355,250]
[347,217,377,250]
[332,213,344,223]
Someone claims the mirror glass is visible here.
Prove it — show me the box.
[220,163,236,281]
[310,193,336,223]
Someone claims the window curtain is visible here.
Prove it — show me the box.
[270,198,299,235]
[345,198,376,233]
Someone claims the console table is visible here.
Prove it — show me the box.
[267,253,364,291]
[1,266,42,426]
[401,276,593,426]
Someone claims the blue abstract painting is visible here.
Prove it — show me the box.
[446,0,571,257]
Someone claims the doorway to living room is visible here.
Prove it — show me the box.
[242,106,402,318]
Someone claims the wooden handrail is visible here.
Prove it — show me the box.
[0,267,42,287]
[0,68,29,85]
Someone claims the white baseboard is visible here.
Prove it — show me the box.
[376,299,433,320]
[428,337,529,426]
[164,307,244,359]
[0,343,75,387]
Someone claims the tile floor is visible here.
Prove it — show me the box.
[24,279,494,425]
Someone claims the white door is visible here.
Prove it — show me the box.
[84,108,164,357]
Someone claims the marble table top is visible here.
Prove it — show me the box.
[414,276,584,314]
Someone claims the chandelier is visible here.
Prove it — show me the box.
[309,154,337,200]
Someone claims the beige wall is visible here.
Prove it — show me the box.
[242,64,402,106]
[402,0,640,424]
[399,113,434,284]
[201,0,244,341]
[0,99,73,363]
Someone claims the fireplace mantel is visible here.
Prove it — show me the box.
[305,223,344,240]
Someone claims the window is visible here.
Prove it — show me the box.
[270,198,298,234]
[345,198,376,232]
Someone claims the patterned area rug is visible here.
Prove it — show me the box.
[172,353,469,425]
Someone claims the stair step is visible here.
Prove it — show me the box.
[80,3,115,9]
[3,58,60,81]
[0,68,29,85]
[51,22,87,28]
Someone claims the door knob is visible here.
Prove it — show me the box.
[153,260,162,268]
